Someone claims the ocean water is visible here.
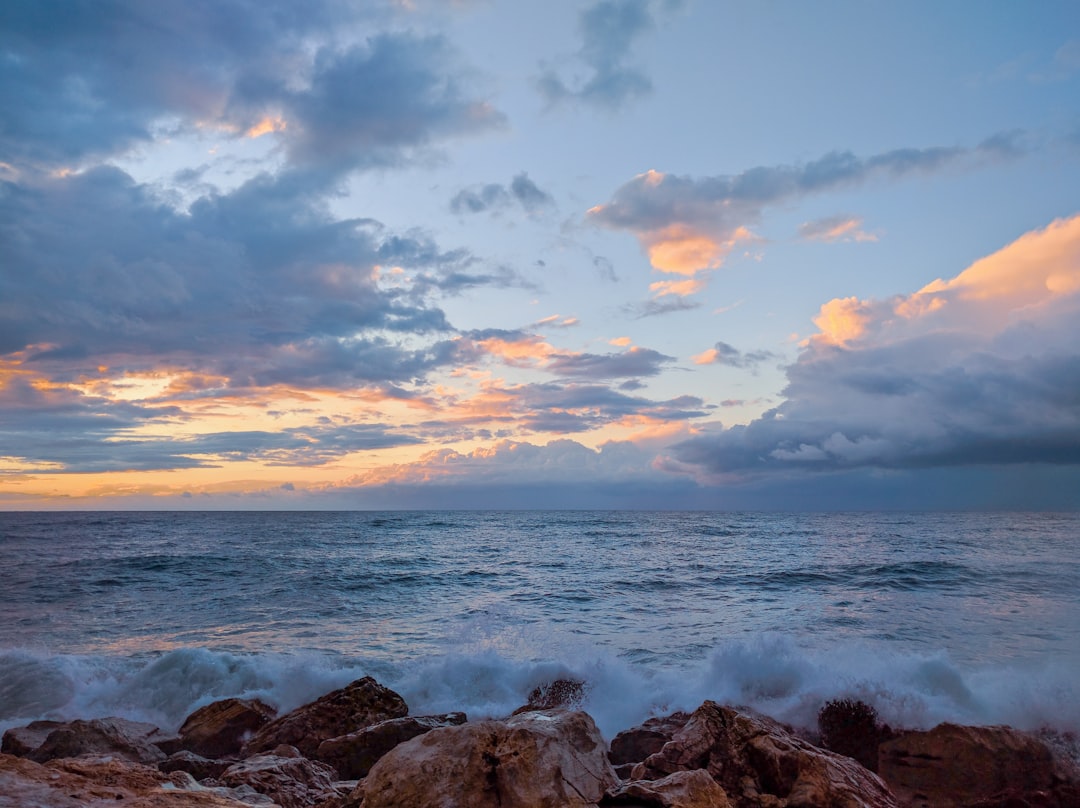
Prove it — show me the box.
[1,510,1077,740]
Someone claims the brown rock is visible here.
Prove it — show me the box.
[6,717,171,765]
[244,676,407,759]
[316,711,467,778]
[601,769,734,807]
[0,751,256,806]
[159,750,232,781]
[512,677,589,714]
[0,719,63,757]
[356,708,619,808]
[633,701,899,808]
[610,712,693,766]
[176,697,277,759]
[218,751,339,808]
[878,723,1057,807]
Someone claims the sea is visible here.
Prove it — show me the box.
[1,510,1078,741]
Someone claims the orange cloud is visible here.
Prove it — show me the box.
[609,336,632,346]
[650,277,708,298]
[810,296,873,346]
[692,348,720,365]
[245,116,287,138]
[476,334,559,366]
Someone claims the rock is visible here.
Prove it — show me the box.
[610,712,693,767]
[601,769,734,807]
[218,751,339,808]
[633,701,899,808]
[316,711,467,778]
[878,723,1058,807]
[1,719,63,757]
[512,677,589,714]
[5,717,170,765]
[356,708,619,808]
[176,698,277,759]
[818,698,895,773]
[244,676,407,759]
[159,749,232,781]
[0,751,257,806]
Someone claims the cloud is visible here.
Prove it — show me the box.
[537,0,659,110]
[450,172,554,216]
[547,346,674,378]
[666,214,1080,483]
[588,140,1023,295]
[0,1,501,174]
[798,215,878,243]
[692,342,778,369]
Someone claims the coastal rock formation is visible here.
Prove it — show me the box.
[609,711,693,777]
[633,701,899,808]
[244,676,407,759]
[355,708,619,808]
[512,678,589,714]
[316,711,467,778]
[175,697,277,759]
[0,752,255,807]
[159,750,232,781]
[216,747,340,808]
[878,723,1058,807]
[601,769,734,807]
[3,717,169,765]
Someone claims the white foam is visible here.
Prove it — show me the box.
[2,636,1077,742]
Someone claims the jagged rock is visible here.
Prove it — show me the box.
[633,701,899,808]
[818,699,895,773]
[354,708,619,808]
[244,676,407,759]
[3,717,170,765]
[878,723,1058,807]
[159,749,232,781]
[601,769,734,807]
[218,751,339,808]
[512,678,588,714]
[175,698,277,759]
[316,712,467,778]
[0,751,257,806]
[1,719,63,757]
[610,712,693,766]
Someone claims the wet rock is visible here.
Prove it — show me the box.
[610,712,693,767]
[355,708,619,808]
[512,677,588,714]
[176,698,277,759]
[633,700,899,808]
[818,698,896,773]
[601,769,734,807]
[159,749,232,781]
[1,719,63,757]
[5,717,170,765]
[316,711,467,778]
[0,751,256,806]
[219,751,339,808]
[244,676,407,759]
[878,723,1058,807]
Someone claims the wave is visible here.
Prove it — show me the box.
[2,635,1077,741]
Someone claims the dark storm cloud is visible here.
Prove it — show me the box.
[537,0,659,110]
[547,347,674,378]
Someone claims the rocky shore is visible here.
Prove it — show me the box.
[2,676,1077,807]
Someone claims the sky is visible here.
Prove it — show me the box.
[2,0,1080,510]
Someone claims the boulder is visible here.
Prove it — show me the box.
[316,711,467,778]
[1,719,63,757]
[244,676,407,759]
[159,749,232,781]
[0,751,256,806]
[610,712,693,766]
[601,769,734,807]
[633,701,899,808]
[4,717,170,765]
[878,723,1058,807]
[356,708,619,808]
[176,697,277,759]
[512,678,589,714]
[218,750,339,808]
